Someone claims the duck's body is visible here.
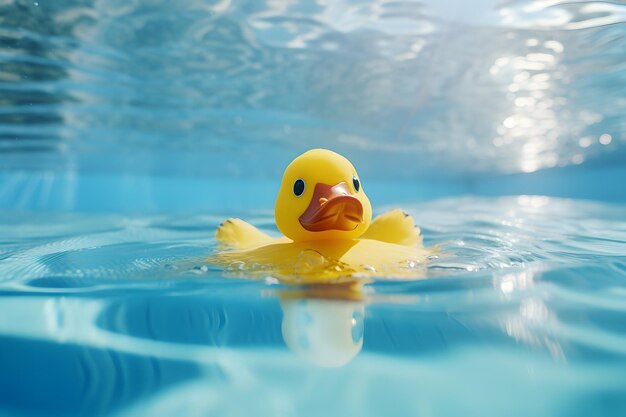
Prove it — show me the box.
[210,149,430,281]
[213,210,428,280]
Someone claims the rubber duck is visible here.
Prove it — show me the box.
[210,148,429,281]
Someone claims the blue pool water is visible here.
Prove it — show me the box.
[1,0,626,416]
[0,196,625,416]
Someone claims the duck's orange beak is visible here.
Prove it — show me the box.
[299,182,363,232]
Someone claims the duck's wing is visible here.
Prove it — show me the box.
[360,209,422,246]
[215,218,279,250]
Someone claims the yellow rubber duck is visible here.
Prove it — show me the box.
[210,149,430,281]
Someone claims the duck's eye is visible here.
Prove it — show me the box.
[352,176,360,192]
[293,178,305,197]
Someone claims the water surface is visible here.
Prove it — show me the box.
[1,196,625,416]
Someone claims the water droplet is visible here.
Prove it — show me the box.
[407,260,421,269]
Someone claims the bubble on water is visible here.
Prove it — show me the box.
[294,250,328,274]
[263,276,280,285]
[227,261,246,271]
[363,265,376,273]
[192,264,209,273]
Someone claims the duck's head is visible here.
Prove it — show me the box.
[275,149,372,242]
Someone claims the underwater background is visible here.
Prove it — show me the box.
[1,0,625,416]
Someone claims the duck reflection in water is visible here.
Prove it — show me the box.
[278,280,367,368]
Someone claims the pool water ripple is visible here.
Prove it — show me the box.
[1,196,625,416]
